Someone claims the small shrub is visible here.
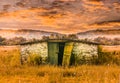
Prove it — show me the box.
[63,71,76,77]
[16,2,25,7]
[36,71,45,77]
[27,53,42,65]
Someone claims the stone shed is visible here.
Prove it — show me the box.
[20,40,98,66]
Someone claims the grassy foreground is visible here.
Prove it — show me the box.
[0,65,119,83]
[0,46,120,83]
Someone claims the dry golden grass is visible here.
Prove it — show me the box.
[98,45,120,65]
[100,45,120,52]
[0,46,21,67]
[0,65,120,83]
[0,46,120,83]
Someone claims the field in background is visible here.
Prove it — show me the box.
[0,46,120,83]
[98,45,120,65]
[0,46,21,67]
[100,45,120,52]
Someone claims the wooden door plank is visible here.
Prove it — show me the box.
[48,42,59,65]
[62,42,74,66]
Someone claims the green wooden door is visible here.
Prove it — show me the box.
[62,42,74,66]
[48,42,59,65]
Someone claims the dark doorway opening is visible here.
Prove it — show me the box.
[70,53,75,66]
[58,42,65,66]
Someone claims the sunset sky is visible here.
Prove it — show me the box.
[0,0,120,34]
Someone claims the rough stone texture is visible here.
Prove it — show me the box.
[72,43,98,64]
[20,42,48,64]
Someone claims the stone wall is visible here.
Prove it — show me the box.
[20,42,48,64]
[20,42,98,65]
[72,43,98,64]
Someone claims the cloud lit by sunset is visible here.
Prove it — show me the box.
[0,0,120,34]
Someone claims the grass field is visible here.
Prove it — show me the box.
[98,45,120,65]
[0,46,120,83]
[100,45,120,52]
[0,46,21,67]
[0,65,120,83]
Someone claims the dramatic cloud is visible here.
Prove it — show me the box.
[0,0,120,34]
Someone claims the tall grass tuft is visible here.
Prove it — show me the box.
[0,46,21,67]
[27,53,42,65]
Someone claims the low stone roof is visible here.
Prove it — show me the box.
[20,39,99,45]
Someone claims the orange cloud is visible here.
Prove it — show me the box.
[0,0,120,34]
